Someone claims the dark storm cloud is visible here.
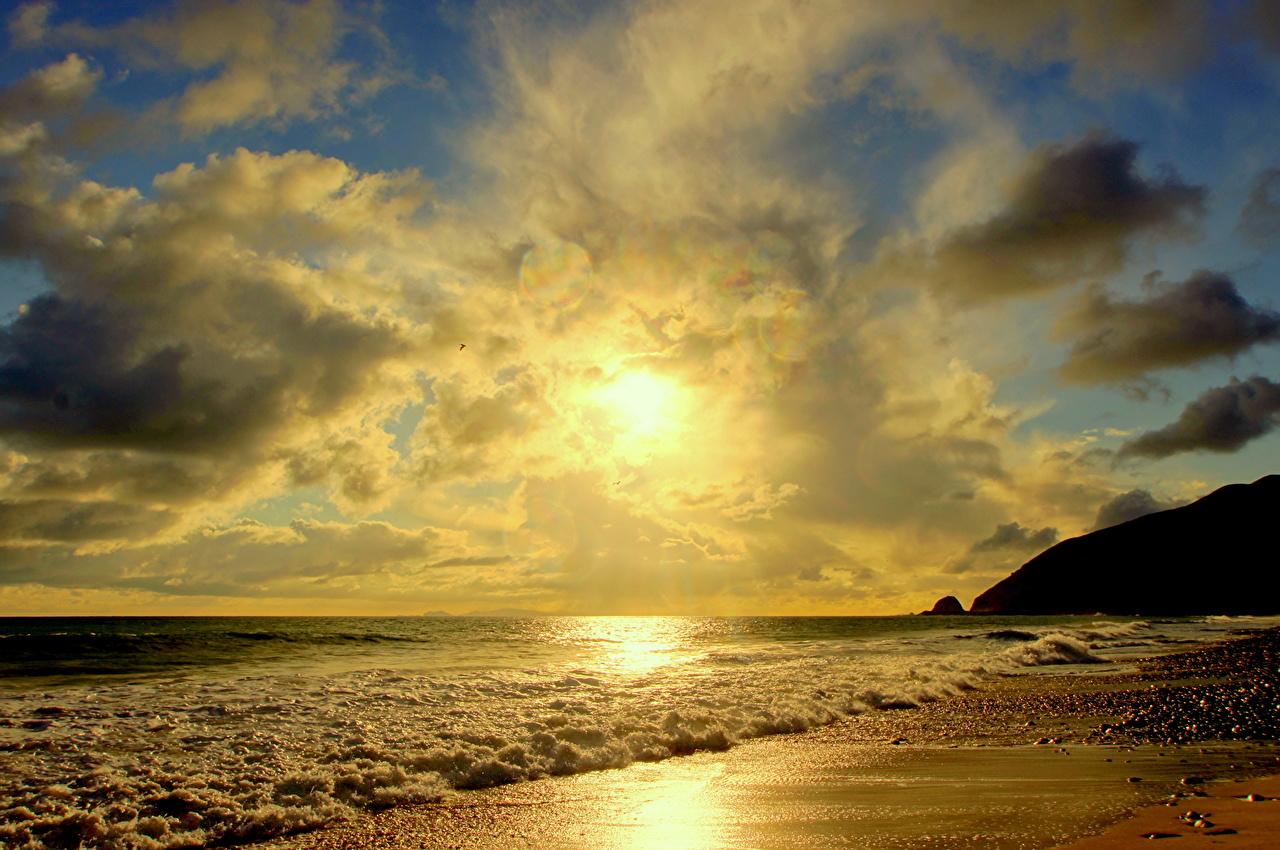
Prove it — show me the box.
[934,2,1280,85]
[1058,272,1280,383]
[1119,376,1280,460]
[929,136,1205,299]
[1237,168,1280,249]
[1092,489,1182,530]
[0,295,261,450]
[0,498,177,543]
[932,0,1213,82]
[0,293,401,451]
[942,521,1059,575]
[969,521,1059,553]
[1246,2,1280,54]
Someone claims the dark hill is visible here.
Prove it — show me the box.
[969,474,1280,615]
[921,595,966,615]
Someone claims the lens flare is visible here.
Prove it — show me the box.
[519,239,593,310]
[757,290,812,362]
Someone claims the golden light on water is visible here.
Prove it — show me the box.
[573,616,688,674]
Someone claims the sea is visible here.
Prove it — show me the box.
[0,614,1273,849]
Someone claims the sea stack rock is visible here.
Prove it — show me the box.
[970,474,1280,615]
[923,595,966,615]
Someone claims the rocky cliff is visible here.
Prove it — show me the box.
[921,595,966,615]
[969,475,1280,615]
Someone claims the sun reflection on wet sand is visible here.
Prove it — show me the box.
[603,762,728,850]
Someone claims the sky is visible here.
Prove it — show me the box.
[1,0,1279,616]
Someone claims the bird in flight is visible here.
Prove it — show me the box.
[459,343,466,351]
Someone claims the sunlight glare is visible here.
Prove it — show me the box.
[594,370,683,438]
[573,616,688,674]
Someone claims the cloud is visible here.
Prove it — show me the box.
[0,498,178,545]
[932,1,1217,86]
[0,121,47,157]
[0,133,428,553]
[926,1,1280,90]
[0,53,101,116]
[12,0,389,135]
[0,517,454,597]
[1237,167,1280,250]
[0,291,403,453]
[283,432,403,515]
[942,519,1059,575]
[1245,1,1280,55]
[162,0,358,133]
[1058,271,1280,383]
[1092,489,1182,530]
[892,135,1206,300]
[969,521,1059,553]
[1119,376,1280,459]
[0,448,259,507]
[6,2,52,46]
[0,295,253,451]
[747,532,856,584]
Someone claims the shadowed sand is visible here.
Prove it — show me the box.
[255,629,1280,850]
[1057,775,1280,849]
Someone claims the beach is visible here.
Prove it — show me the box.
[4,617,1277,850]
[1059,775,1280,849]
[251,626,1280,850]
[253,733,1280,850]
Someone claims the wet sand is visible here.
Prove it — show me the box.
[1057,775,1280,849]
[257,737,1279,849]
[255,629,1280,850]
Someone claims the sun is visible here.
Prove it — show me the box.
[594,370,683,438]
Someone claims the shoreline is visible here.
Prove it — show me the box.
[252,627,1280,850]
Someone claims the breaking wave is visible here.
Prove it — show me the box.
[981,629,1038,642]
[998,634,1104,666]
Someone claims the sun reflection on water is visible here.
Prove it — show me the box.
[565,616,694,675]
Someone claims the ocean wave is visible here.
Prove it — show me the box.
[0,629,430,679]
[998,634,1105,667]
[1063,621,1152,643]
[956,620,1155,652]
[980,629,1039,642]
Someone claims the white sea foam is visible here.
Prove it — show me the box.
[998,634,1104,667]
